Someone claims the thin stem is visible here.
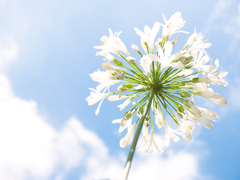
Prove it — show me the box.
[121,89,155,180]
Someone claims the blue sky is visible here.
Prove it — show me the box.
[0,0,239,179]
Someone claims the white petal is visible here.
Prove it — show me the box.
[134,28,145,37]
[164,41,173,57]
[108,95,127,101]
[146,54,159,61]
[140,38,148,54]
[207,97,227,105]
[170,62,185,69]
[199,117,213,129]
[112,119,121,124]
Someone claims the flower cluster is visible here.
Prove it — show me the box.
[86,12,228,154]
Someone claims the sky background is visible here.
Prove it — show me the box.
[0,0,239,179]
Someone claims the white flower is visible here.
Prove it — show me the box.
[184,28,198,49]
[86,88,113,115]
[144,42,184,71]
[186,83,227,105]
[155,107,165,129]
[120,123,137,148]
[90,69,121,91]
[177,69,193,77]
[89,12,228,155]
[142,119,150,141]
[193,90,224,99]
[117,96,135,111]
[200,59,228,87]
[185,31,211,55]
[102,62,123,73]
[138,129,164,154]
[157,41,184,70]
[189,51,210,70]
[134,22,161,53]
[112,114,133,133]
[178,118,194,141]
[96,80,120,92]
[96,51,115,62]
[94,28,130,56]
[108,95,128,101]
[140,55,152,75]
[163,123,180,147]
[162,11,188,40]
[196,106,218,121]
[90,69,113,82]
[183,101,214,129]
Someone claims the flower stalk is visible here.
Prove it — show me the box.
[121,89,155,180]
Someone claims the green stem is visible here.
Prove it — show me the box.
[121,89,155,180]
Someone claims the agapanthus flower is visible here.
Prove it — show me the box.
[87,11,228,179]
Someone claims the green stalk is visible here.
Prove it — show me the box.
[121,89,155,180]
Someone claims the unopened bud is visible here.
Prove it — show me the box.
[131,44,139,51]
[102,62,122,72]
[183,99,194,108]
[113,59,124,67]
[121,84,134,89]
[180,92,192,98]
[118,85,129,98]
[123,111,133,120]
[177,111,183,118]
[177,105,185,113]
[146,115,151,122]
[137,106,144,114]
[126,57,137,63]
[191,78,200,83]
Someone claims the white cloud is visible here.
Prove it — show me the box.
[130,151,199,180]
[204,0,240,54]
[0,35,18,70]
[208,0,234,23]
[0,71,117,179]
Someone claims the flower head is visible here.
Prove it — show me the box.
[87,12,228,154]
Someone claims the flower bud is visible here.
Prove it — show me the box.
[146,115,151,122]
[126,57,137,63]
[177,105,185,113]
[183,99,194,108]
[100,36,108,43]
[137,106,144,118]
[123,111,134,120]
[111,71,125,80]
[102,62,122,73]
[155,38,162,45]
[191,78,200,83]
[121,84,134,89]
[131,44,139,51]
[181,56,193,65]
[112,59,124,67]
[118,85,129,98]
[177,111,183,118]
